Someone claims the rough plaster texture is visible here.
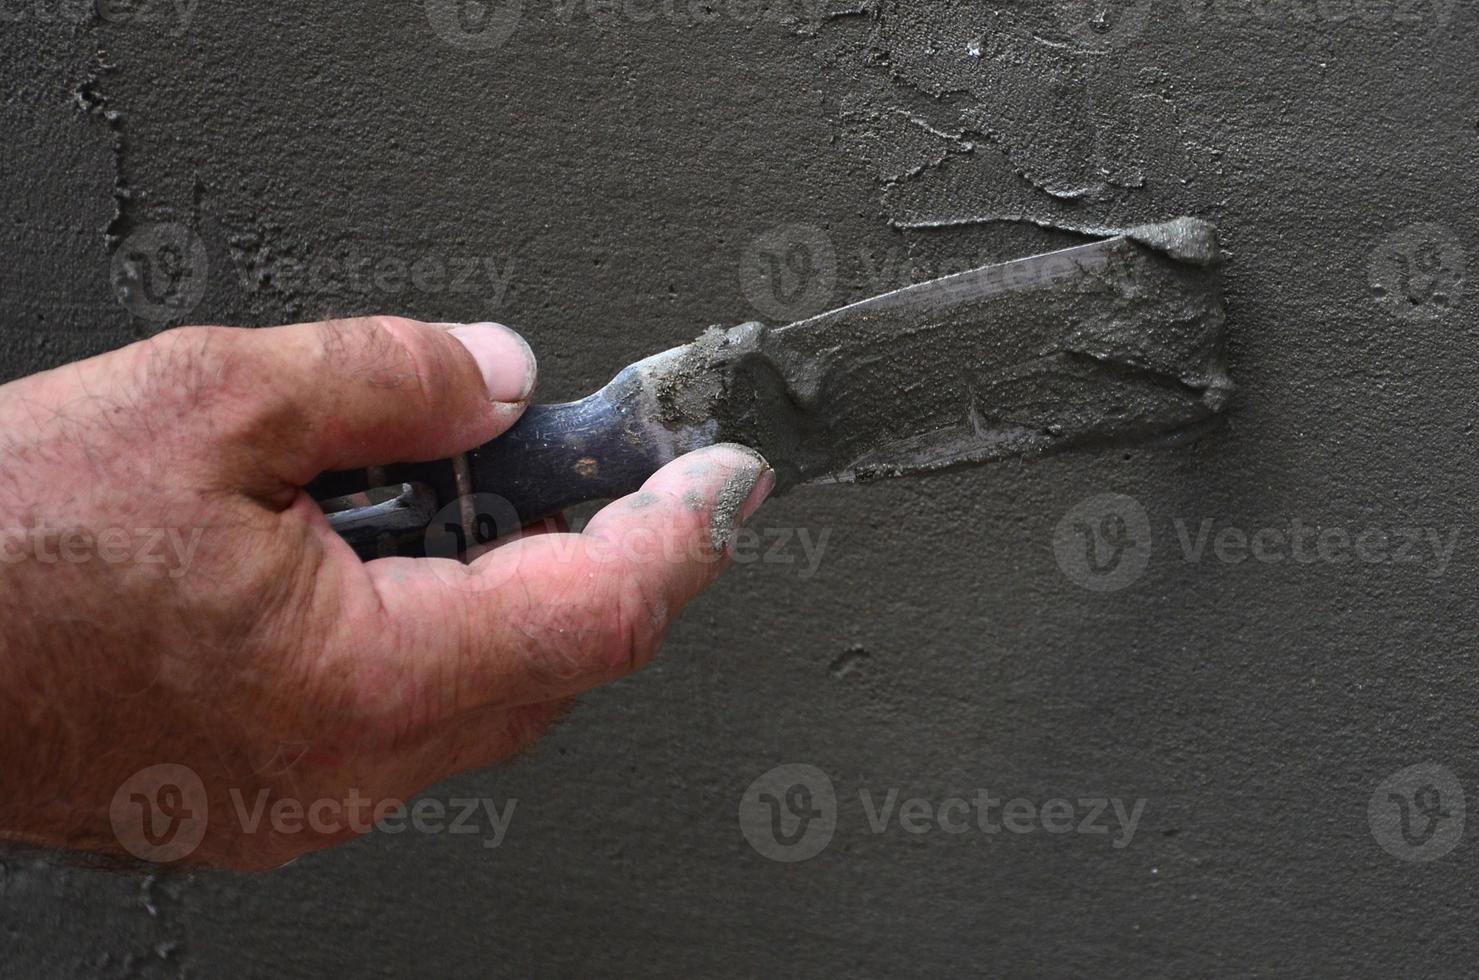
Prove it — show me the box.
[2,0,1477,976]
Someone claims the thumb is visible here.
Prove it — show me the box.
[353,443,776,718]
[174,316,537,491]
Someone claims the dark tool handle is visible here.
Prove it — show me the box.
[310,369,682,560]
[467,392,671,512]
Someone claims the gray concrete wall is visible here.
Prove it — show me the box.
[2,1,1476,975]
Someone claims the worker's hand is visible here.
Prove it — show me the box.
[0,317,772,870]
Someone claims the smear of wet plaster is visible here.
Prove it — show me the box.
[819,4,1219,230]
[837,96,976,184]
[72,54,133,248]
[636,220,1229,494]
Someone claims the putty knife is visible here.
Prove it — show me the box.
[312,217,1230,559]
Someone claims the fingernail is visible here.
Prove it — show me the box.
[446,322,537,403]
[706,444,775,552]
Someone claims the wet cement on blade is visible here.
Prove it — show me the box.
[649,219,1230,493]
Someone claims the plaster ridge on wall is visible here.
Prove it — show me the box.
[72,52,135,251]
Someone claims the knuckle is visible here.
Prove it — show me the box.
[130,325,284,464]
[512,569,668,693]
[138,325,281,427]
[599,568,670,674]
[319,316,445,411]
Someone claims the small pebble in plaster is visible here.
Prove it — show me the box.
[830,645,870,678]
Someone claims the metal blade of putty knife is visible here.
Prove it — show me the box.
[313,217,1231,558]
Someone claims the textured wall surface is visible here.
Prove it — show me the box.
[2,1,1476,976]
